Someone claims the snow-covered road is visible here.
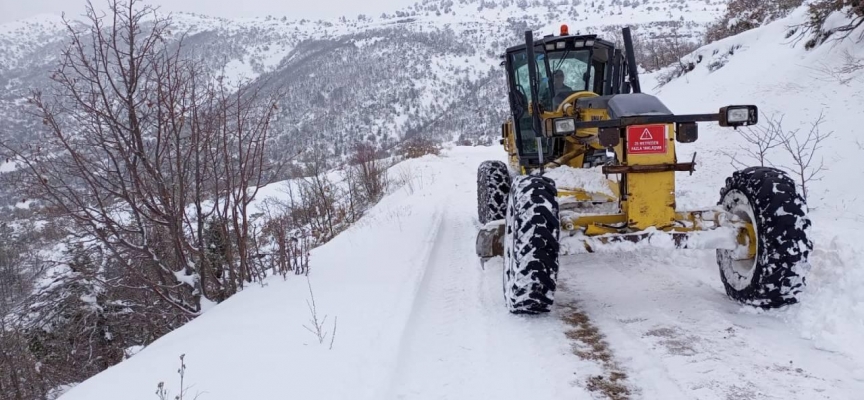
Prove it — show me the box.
[58,146,863,400]
[387,146,864,400]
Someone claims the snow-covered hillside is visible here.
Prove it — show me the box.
[54,3,864,399]
[4,1,864,399]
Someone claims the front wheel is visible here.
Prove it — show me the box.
[477,160,511,224]
[716,167,812,308]
[503,175,560,314]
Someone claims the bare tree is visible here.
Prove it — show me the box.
[779,112,834,202]
[790,0,864,49]
[725,113,787,169]
[3,0,282,317]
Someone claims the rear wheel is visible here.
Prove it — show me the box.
[477,160,511,224]
[503,175,560,314]
[717,167,812,308]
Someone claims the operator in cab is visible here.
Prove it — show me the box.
[539,69,573,110]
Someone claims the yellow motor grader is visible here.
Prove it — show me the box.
[475,26,812,314]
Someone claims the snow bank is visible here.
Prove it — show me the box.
[789,224,864,364]
[57,153,450,400]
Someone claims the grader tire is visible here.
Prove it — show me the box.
[504,175,560,314]
[477,160,511,224]
[717,167,812,308]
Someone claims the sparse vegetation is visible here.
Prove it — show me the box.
[725,112,834,203]
[704,0,803,43]
[156,354,204,400]
[400,135,442,159]
[792,0,864,49]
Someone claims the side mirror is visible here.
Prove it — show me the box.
[719,105,758,127]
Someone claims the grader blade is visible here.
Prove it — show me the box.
[560,226,746,256]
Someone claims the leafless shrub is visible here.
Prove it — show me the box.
[726,112,834,202]
[400,135,441,159]
[156,354,204,400]
[349,142,389,206]
[809,49,864,84]
[394,165,417,195]
[655,60,696,86]
[778,112,834,202]
[302,277,335,347]
[640,33,701,73]
[599,25,701,73]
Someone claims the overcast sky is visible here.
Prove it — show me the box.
[0,0,415,24]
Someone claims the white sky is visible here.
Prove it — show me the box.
[0,0,416,24]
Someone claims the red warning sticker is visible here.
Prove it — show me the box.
[627,124,667,154]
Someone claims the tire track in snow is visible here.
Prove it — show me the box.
[384,154,597,400]
[558,301,632,399]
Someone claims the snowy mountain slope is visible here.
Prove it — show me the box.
[0,1,727,212]
[0,0,724,148]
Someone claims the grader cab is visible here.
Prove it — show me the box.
[476,26,813,314]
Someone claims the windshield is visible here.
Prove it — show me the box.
[511,48,593,112]
[508,47,594,158]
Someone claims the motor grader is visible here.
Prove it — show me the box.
[475,26,812,314]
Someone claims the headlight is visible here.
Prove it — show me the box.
[727,108,750,123]
[554,118,576,134]
[719,105,758,127]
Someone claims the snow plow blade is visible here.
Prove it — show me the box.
[477,222,747,259]
[560,226,744,255]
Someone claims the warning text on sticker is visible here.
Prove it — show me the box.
[627,124,667,155]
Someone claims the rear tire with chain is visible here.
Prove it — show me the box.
[717,167,812,308]
[477,160,511,224]
[504,175,560,314]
